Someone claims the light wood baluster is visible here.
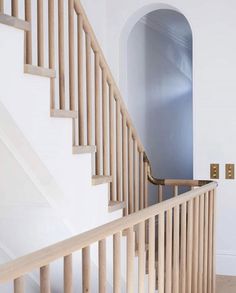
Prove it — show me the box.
[113,232,121,293]
[212,189,216,293]
[14,277,24,293]
[144,162,148,208]
[99,239,106,293]
[186,200,193,293]
[102,69,108,175]
[199,194,205,293]
[116,99,122,201]
[174,185,178,197]
[166,209,172,293]
[208,190,213,293]
[203,192,209,293]
[148,216,155,293]
[128,129,134,214]
[40,265,50,293]
[193,196,199,293]
[86,33,92,144]
[122,115,128,215]
[37,0,44,67]
[173,205,180,293]
[158,185,163,203]
[138,221,145,293]
[58,0,65,109]
[95,52,101,174]
[82,247,90,293]
[180,202,187,293]
[0,0,3,13]
[12,0,18,17]
[64,255,72,293]
[68,0,75,110]
[78,14,84,144]
[48,0,55,109]
[109,86,115,199]
[134,142,139,211]
[25,0,32,64]
[139,152,144,210]
[158,212,165,293]
[127,227,134,293]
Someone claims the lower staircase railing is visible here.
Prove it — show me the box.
[0,181,217,293]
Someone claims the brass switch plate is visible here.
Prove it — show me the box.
[210,164,219,179]
[226,164,234,179]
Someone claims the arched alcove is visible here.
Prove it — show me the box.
[120,6,193,190]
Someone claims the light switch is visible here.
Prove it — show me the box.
[210,164,219,179]
[226,164,234,180]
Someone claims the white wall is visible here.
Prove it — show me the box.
[127,15,193,181]
[80,0,236,275]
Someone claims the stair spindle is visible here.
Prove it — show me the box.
[198,194,205,293]
[126,227,135,293]
[11,0,18,17]
[158,212,165,293]
[203,192,209,293]
[99,239,106,293]
[37,0,44,67]
[165,209,173,293]
[128,128,134,213]
[113,233,121,293]
[186,199,194,293]
[134,141,139,212]
[68,0,75,111]
[25,0,32,64]
[86,33,92,144]
[139,152,144,210]
[64,255,73,293]
[40,265,50,293]
[95,52,101,174]
[109,86,116,200]
[48,0,55,109]
[148,216,155,293]
[138,221,145,293]
[78,14,84,145]
[173,205,180,293]
[180,202,187,293]
[193,196,200,293]
[0,0,4,14]
[82,247,91,293]
[14,277,24,293]
[102,69,108,175]
[116,99,122,201]
[122,114,128,214]
[58,0,65,109]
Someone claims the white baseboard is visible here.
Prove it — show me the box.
[217,251,236,276]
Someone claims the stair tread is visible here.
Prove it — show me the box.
[24,64,56,78]
[92,175,112,186]
[108,200,126,212]
[0,14,30,31]
[50,109,77,119]
[73,145,96,154]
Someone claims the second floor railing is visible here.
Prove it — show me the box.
[0,181,217,293]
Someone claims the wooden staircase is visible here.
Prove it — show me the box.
[0,0,217,292]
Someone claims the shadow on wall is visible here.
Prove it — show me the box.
[127,9,193,183]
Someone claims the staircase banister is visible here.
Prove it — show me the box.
[0,181,217,284]
[74,0,145,153]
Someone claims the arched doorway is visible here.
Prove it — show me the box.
[121,8,193,186]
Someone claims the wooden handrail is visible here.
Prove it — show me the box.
[0,182,216,284]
